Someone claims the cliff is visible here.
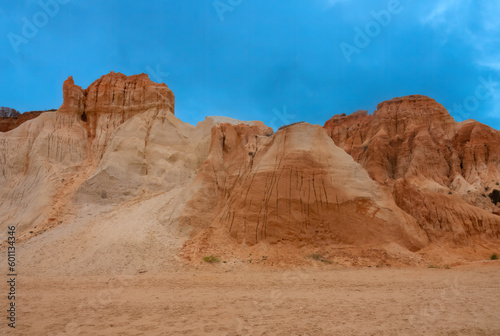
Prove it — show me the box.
[0,78,498,275]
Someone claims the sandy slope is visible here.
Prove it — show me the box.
[3,262,499,335]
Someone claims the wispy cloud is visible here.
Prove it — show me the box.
[419,1,500,77]
[478,60,500,72]
[421,0,456,25]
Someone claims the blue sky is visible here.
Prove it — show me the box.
[1,0,499,130]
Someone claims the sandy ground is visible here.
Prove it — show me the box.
[2,262,500,336]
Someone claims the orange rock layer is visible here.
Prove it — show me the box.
[324,95,500,245]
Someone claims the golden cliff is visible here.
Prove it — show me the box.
[1,77,499,275]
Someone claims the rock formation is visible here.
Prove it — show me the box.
[59,72,175,117]
[178,121,429,264]
[0,79,499,276]
[324,95,500,246]
[58,72,176,160]
[0,72,177,243]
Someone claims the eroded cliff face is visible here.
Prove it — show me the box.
[58,72,176,161]
[0,72,178,243]
[59,72,175,116]
[324,95,500,245]
[178,121,429,262]
[0,78,499,275]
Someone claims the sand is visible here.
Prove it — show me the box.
[4,262,500,336]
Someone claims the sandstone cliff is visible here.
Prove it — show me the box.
[58,72,176,161]
[0,72,177,243]
[178,122,430,263]
[0,78,499,275]
[324,95,500,247]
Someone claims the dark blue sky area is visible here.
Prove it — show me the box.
[1,0,499,129]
